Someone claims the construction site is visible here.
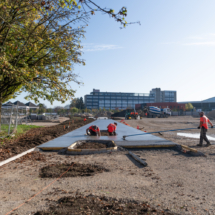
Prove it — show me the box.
[0,112,215,215]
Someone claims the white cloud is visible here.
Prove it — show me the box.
[184,41,215,46]
[81,43,122,52]
[162,33,215,46]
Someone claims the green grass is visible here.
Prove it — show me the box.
[0,124,43,138]
[70,116,83,120]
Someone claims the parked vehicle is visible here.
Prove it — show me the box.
[125,110,140,120]
[143,106,171,118]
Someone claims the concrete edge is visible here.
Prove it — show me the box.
[67,140,117,155]
[39,147,66,151]
[67,146,117,152]
[121,144,177,149]
[0,147,36,167]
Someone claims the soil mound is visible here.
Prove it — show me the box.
[0,119,94,162]
[39,162,109,178]
[94,110,113,118]
[111,109,133,117]
[34,195,176,215]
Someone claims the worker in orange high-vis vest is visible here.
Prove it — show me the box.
[197,112,213,147]
[107,122,117,136]
[84,118,87,122]
[86,125,101,136]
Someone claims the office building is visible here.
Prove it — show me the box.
[84,88,177,110]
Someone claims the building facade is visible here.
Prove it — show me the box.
[84,88,177,110]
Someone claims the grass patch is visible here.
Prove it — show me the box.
[0,124,43,139]
[70,116,83,120]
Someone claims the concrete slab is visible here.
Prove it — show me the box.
[37,119,178,150]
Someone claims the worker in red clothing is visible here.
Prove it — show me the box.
[107,122,117,136]
[86,125,101,136]
[197,111,213,147]
[84,118,87,122]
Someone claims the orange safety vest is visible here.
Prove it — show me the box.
[108,123,116,132]
[200,116,209,129]
[89,126,100,132]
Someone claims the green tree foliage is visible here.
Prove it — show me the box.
[0,0,138,130]
[70,107,78,116]
[70,97,85,109]
[38,103,46,114]
[185,103,194,111]
[0,0,88,106]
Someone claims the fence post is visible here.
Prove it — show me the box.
[8,105,14,135]
[15,105,19,130]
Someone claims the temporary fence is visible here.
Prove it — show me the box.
[0,105,31,135]
[171,111,210,117]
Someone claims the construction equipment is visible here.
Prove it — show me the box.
[125,110,140,120]
[143,106,171,118]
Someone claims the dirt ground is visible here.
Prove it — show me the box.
[1,116,215,215]
[76,141,115,149]
[29,117,70,127]
[34,195,174,215]
[0,150,177,215]
[39,162,109,178]
[0,118,94,161]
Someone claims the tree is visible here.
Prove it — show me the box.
[0,0,138,130]
[54,106,63,114]
[70,107,78,116]
[185,103,194,111]
[77,97,85,109]
[70,98,78,108]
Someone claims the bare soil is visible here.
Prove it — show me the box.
[1,116,215,215]
[100,130,117,136]
[34,195,175,215]
[39,162,109,178]
[0,118,94,161]
[76,142,111,149]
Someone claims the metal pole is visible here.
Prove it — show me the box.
[8,105,14,135]
[123,127,199,140]
[15,105,18,130]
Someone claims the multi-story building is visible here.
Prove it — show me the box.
[150,88,177,103]
[84,88,177,110]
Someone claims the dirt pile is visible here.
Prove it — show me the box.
[39,162,109,178]
[0,118,94,162]
[95,110,113,118]
[34,195,175,215]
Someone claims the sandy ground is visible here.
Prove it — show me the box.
[1,116,215,215]
[29,117,70,127]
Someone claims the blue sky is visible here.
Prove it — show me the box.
[11,0,215,107]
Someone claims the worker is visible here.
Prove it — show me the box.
[145,113,148,117]
[197,111,213,147]
[107,122,117,135]
[84,118,87,122]
[86,125,101,136]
